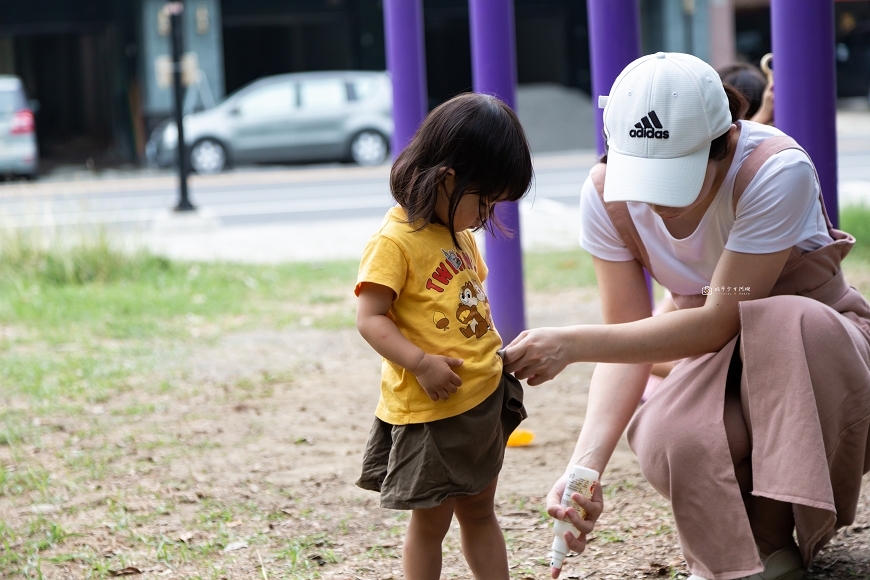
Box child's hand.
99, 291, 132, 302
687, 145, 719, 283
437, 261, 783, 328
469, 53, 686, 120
413, 354, 463, 401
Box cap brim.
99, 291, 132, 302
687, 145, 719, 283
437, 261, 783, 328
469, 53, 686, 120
603, 143, 710, 207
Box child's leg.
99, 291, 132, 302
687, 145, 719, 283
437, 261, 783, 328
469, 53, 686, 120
404, 500, 456, 580
453, 477, 509, 580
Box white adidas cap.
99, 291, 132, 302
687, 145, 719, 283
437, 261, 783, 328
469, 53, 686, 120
600, 52, 732, 207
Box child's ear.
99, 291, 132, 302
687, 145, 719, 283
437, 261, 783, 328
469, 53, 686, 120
437, 167, 456, 179
439, 168, 456, 196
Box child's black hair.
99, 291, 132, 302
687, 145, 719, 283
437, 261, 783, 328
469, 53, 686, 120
390, 92, 533, 247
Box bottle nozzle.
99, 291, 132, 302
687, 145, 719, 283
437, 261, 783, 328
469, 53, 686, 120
548, 465, 599, 572
550, 535, 569, 569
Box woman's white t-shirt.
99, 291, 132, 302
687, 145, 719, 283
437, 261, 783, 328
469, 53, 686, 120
579, 121, 833, 296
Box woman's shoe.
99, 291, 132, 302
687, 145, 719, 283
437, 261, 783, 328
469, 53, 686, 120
686, 543, 806, 580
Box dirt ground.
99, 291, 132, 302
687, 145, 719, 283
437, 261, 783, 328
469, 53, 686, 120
2, 288, 869, 579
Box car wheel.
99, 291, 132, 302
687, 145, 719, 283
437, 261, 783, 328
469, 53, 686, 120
189, 138, 227, 174
350, 130, 389, 166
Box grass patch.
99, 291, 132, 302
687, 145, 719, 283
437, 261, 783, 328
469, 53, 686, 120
523, 249, 598, 291
837, 206, 870, 297
0, 234, 359, 408
1, 230, 170, 287
840, 205, 870, 258
0, 233, 358, 341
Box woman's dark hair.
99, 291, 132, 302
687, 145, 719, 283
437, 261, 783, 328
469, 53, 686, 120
601, 83, 748, 165
390, 92, 533, 246
708, 83, 749, 161
716, 63, 767, 119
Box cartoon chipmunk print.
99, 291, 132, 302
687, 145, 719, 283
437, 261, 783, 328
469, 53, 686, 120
456, 280, 491, 339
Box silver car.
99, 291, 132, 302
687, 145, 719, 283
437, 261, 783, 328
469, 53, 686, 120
148, 71, 393, 173
0, 75, 38, 179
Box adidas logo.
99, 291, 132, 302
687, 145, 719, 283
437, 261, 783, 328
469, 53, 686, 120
629, 110, 669, 139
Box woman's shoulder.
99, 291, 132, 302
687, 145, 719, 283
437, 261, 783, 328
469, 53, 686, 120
736, 121, 777, 160
740, 119, 785, 140
736, 122, 808, 165
732, 122, 816, 194
727, 125, 825, 253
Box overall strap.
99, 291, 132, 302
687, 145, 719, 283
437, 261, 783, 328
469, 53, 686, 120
732, 135, 836, 232
590, 163, 654, 273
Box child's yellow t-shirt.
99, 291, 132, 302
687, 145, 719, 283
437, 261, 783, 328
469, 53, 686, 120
356, 206, 503, 425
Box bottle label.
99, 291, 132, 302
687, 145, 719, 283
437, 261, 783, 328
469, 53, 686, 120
563, 473, 594, 519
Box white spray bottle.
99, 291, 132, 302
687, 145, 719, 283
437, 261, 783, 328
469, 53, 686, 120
550, 464, 599, 572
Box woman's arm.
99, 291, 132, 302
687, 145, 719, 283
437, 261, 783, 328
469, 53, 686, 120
551, 257, 654, 473
541, 258, 653, 575
356, 282, 464, 401
505, 247, 791, 383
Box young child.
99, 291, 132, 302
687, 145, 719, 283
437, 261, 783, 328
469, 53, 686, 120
355, 92, 533, 580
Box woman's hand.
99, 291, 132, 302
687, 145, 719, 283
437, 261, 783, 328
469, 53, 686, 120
547, 474, 605, 578
413, 353, 463, 401
503, 327, 576, 385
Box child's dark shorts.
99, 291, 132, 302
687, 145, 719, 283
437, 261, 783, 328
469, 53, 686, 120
356, 370, 526, 510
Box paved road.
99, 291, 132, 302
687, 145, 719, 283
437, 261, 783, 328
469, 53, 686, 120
1, 118, 869, 231
0, 152, 603, 230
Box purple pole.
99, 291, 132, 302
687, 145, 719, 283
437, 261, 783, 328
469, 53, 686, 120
383, 0, 428, 155
771, 0, 838, 227
587, 0, 641, 156
469, 0, 525, 344
587, 0, 650, 302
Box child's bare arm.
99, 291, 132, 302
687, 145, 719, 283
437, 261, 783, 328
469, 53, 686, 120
356, 282, 463, 401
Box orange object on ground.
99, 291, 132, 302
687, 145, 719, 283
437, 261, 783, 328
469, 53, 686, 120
507, 429, 535, 447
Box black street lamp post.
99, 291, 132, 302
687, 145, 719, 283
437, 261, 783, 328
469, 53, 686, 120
167, 2, 195, 212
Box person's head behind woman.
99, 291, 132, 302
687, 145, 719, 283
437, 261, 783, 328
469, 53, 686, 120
717, 63, 767, 120
390, 92, 533, 246
600, 52, 748, 210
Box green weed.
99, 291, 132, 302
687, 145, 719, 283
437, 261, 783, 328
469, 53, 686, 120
593, 529, 625, 544
0, 464, 52, 498
604, 479, 637, 500
646, 522, 674, 537
0, 517, 70, 576
274, 533, 336, 572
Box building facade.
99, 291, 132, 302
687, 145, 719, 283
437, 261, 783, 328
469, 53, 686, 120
0, 0, 594, 166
